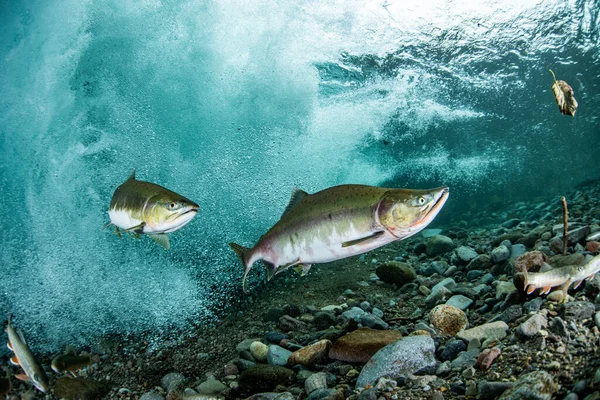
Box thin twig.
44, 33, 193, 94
561, 196, 568, 255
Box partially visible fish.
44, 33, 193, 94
5, 316, 49, 393
587, 231, 600, 241
106, 170, 199, 249
522, 254, 600, 295
51, 353, 92, 376
230, 185, 449, 292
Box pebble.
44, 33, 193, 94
498, 370, 558, 399
355, 335, 436, 389
563, 301, 596, 321
456, 321, 509, 343
313, 311, 338, 330
456, 246, 479, 263
250, 341, 269, 362
445, 294, 473, 310
360, 313, 388, 330
451, 348, 480, 370
492, 245, 510, 263
197, 376, 227, 394
239, 365, 295, 392
267, 345, 292, 366
476, 347, 501, 371
426, 235, 455, 256
517, 313, 548, 339
440, 339, 466, 361
341, 307, 366, 322
524, 297, 544, 314
161, 372, 185, 393
329, 327, 402, 363
595, 312, 600, 329
140, 393, 165, 400
477, 381, 514, 400
429, 304, 468, 335
510, 243, 527, 258
375, 262, 416, 286
305, 372, 328, 394
279, 315, 309, 332
288, 340, 332, 367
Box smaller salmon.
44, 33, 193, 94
5, 316, 49, 393
523, 254, 600, 295
51, 353, 92, 376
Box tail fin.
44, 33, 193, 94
228, 243, 252, 293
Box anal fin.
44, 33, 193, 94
148, 234, 170, 250
263, 260, 278, 281
342, 231, 385, 248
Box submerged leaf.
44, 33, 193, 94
550, 69, 578, 116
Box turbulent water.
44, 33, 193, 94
1, 0, 599, 350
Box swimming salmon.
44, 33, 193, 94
5, 316, 49, 393
51, 353, 92, 376
106, 170, 199, 249
230, 185, 449, 292
523, 254, 600, 295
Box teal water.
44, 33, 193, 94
1, 0, 599, 350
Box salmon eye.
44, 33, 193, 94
418, 196, 426, 205
169, 202, 176, 209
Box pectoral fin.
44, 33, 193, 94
14, 374, 29, 382
148, 234, 170, 250
342, 231, 385, 248
293, 264, 313, 276
10, 355, 20, 366
123, 222, 145, 233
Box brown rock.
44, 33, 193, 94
587, 241, 600, 253
514, 251, 548, 274
429, 304, 468, 336
288, 339, 331, 367
476, 347, 501, 371
329, 327, 402, 363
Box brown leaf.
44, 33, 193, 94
550, 69, 578, 116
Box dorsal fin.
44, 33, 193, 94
127, 169, 136, 181
281, 188, 308, 217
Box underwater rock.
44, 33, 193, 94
476, 348, 501, 371
439, 339, 466, 362
313, 311, 338, 330
517, 314, 548, 339
491, 245, 510, 264
162, 372, 186, 393
197, 376, 227, 395
456, 321, 509, 343
375, 262, 416, 286
466, 255, 492, 271
267, 345, 292, 366
246, 393, 295, 400
355, 335, 436, 389
456, 246, 478, 264
445, 295, 473, 310
342, 307, 366, 322
477, 381, 514, 400
360, 313, 388, 330
329, 327, 402, 363
250, 341, 269, 362
498, 370, 558, 399
140, 392, 164, 400
305, 372, 328, 394
429, 304, 468, 335
53, 377, 111, 400
288, 340, 332, 367
239, 365, 295, 392
563, 301, 596, 321
279, 315, 309, 332
426, 235, 455, 256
